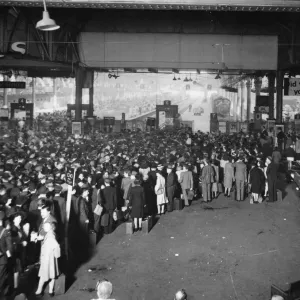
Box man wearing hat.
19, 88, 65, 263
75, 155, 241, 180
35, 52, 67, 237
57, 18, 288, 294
166, 165, 177, 212
0, 210, 13, 298
52, 185, 66, 243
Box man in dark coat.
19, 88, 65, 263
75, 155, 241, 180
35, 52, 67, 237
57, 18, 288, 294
52, 185, 66, 244
266, 161, 279, 202
99, 178, 117, 234
0, 211, 13, 298
166, 165, 177, 212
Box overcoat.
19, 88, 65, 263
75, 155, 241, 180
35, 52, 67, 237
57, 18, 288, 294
38, 231, 60, 281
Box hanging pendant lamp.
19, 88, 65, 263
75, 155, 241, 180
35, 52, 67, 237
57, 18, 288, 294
173, 74, 177, 81
36, 0, 60, 31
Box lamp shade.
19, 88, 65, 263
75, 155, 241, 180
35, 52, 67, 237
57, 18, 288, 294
36, 11, 60, 31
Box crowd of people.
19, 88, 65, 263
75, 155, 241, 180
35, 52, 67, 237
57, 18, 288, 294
0, 113, 299, 299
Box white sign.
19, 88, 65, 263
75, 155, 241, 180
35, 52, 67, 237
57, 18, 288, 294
286, 78, 300, 96
219, 121, 226, 133
72, 122, 82, 135
14, 110, 26, 120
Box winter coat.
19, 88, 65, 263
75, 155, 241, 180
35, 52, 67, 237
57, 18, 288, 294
38, 231, 60, 281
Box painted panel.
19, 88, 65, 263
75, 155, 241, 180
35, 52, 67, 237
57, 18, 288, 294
79, 32, 278, 70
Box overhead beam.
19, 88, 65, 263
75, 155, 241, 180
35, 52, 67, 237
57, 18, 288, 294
1, 0, 300, 12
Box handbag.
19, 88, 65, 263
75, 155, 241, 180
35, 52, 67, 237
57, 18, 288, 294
155, 187, 164, 195
93, 204, 103, 216
188, 190, 194, 200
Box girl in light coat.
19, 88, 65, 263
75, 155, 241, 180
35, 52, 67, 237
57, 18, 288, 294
35, 221, 61, 296
155, 171, 168, 215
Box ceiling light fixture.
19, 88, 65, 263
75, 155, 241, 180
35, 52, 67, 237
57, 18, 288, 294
173, 74, 177, 81
36, 0, 60, 31
189, 73, 193, 82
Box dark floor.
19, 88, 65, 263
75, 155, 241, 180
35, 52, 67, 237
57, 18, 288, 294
20, 182, 298, 300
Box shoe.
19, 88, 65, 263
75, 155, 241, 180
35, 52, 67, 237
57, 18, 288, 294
35, 292, 44, 297
139, 228, 142, 231
49, 292, 55, 297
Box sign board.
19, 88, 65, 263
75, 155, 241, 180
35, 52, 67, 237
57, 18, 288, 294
66, 167, 75, 186
229, 122, 237, 133
14, 110, 26, 120
258, 106, 269, 114
219, 121, 227, 133
72, 122, 82, 135
240, 122, 248, 133
104, 117, 115, 126
0, 108, 9, 120
0, 82, 26, 89
284, 78, 300, 96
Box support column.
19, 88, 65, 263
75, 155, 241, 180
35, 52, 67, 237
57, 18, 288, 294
233, 90, 237, 121
246, 78, 251, 121
3, 75, 8, 107
240, 81, 245, 122
88, 71, 94, 117
254, 76, 262, 107
236, 83, 241, 121
268, 72, 275, 119
276, 70, 284, 123
75, 67, 84, 121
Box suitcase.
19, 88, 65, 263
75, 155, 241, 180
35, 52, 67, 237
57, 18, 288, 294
55, 273, 66, 295
167, 202, 173, 212
230, 186, 236, 200
142, 216, 153, 234
277, 190, 283, 201
125, 221, 133, 234
174, 198, 184, 210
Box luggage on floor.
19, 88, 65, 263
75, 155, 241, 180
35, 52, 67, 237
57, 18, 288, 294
142, 216, 153, 234
187, 190, 194, 200
277, 190, 283, 201
125, 221, 133, 234
55, 273, 66, 295
174, 198, 184, 210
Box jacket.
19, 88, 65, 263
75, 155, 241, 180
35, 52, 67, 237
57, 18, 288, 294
201, 165, 215, 184
179, 171, 193, 189
166, 172, 177, 188
235, 161, 247, 182
0, 226, 12, 265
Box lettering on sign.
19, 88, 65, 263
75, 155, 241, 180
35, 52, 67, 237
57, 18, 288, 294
66, 167, 74, 186
11, 42, 26, 55
284, 78, 300, 96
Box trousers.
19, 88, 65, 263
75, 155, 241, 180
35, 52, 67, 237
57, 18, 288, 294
236, 180, 245, 201
202, 183, 212, 202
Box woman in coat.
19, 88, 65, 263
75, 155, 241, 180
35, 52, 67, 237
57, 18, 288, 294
128, 178, 145, 232
211, 159, 219, 199
155, 171, 168, 215
35, 221, 61, 296
224, 157, 235, 197
249, 162, 265, 204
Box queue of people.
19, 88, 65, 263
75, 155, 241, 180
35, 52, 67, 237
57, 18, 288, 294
0, 112, 297, 299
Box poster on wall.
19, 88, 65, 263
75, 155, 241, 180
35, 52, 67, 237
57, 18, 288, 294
284, 78, 300, 96
72, 122, 82, 135
159, 111, 166, 128
240, 122, 248, 133
14, 110, 26, 120
219, 121, 227, 133
229, 122, 237, 133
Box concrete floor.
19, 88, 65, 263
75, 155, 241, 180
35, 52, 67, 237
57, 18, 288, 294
37, 182, 300, 300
